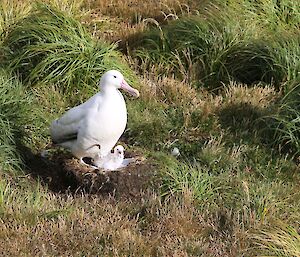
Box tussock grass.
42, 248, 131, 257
131, 0, 300, 90
82, 0, 201, 47
86, 0, 197, 22
251, 222, 300, 257
0, 69, 31, 172
216, 0, 300, 33
0, 0, 300, 255
269, 36, 300, 87
2, 3, 134, 98
261, 80, 300, 156
132, 14, 270, 88
43, 0, 84, 15
25, 84, 70, 150
0, 0, 31, 38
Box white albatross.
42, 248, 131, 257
93, 145, 133, 171
50, 70, 139, 164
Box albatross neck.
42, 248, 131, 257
101, 85, 121, 96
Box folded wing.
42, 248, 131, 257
50, 95, 98, 144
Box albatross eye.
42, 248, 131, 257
113, 75, 117, 78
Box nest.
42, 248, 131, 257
25, 148, 157, 198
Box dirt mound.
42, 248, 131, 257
23, 147, 158, 198
62, 152, 157, 197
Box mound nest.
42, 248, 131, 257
24, 148, 158, 198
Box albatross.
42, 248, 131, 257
93, 145, 133, 170
50, 70, 139, 164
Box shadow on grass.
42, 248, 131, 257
19, 146, 158, 199
218, 102, 267, 141
20, 146, 80, 193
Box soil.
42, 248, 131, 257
22, 147, 158, 198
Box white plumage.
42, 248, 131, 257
50, 70, 139, 163
171, 147, 180, 157
93, 145, 133, 170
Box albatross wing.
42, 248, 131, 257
50, 94, 99, 144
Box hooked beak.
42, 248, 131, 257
120, 80, 140, 98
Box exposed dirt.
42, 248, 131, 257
22, 147, 158, 198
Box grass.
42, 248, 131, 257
85, 0, 199, 22
0, 0, 300, 256
161, 162, 218, 206
125, 75, 219, 155
0, 187, 218, 256
131, 15, 268, 88
261, 81, 300, 156
81, 0, 202, 50
0, 68, 32, 172
1, 3, 135, 100
131, 0, 300, 90
251, 221, 300, 256
0, 0, 31, 39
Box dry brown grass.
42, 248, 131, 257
222, 82, 277, 108
9, 0, 199, 47
128, 69, 280, 151
249, 221, 300, 256
85, 0, 197, 21
0, 189, 247, 256
81, 0, 202, 44
133, 72, 221, 145
137, 72, 277, 132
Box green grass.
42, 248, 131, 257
0, 68, 32, 172
0, 0, 300, 256
129, 0, 300, 157
261, 80, 300, 156
251, 222, 300, 257
131, 0, 300, 90
160, 155, 300, 236
0, 0, 31, 39
1, 3, 135, 101
161, 162, 218, 205
0, 179, 71, 223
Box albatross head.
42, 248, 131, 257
113, 145, 124, 159
99, 70, 139, 97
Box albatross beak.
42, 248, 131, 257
121, 80, 140, 98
